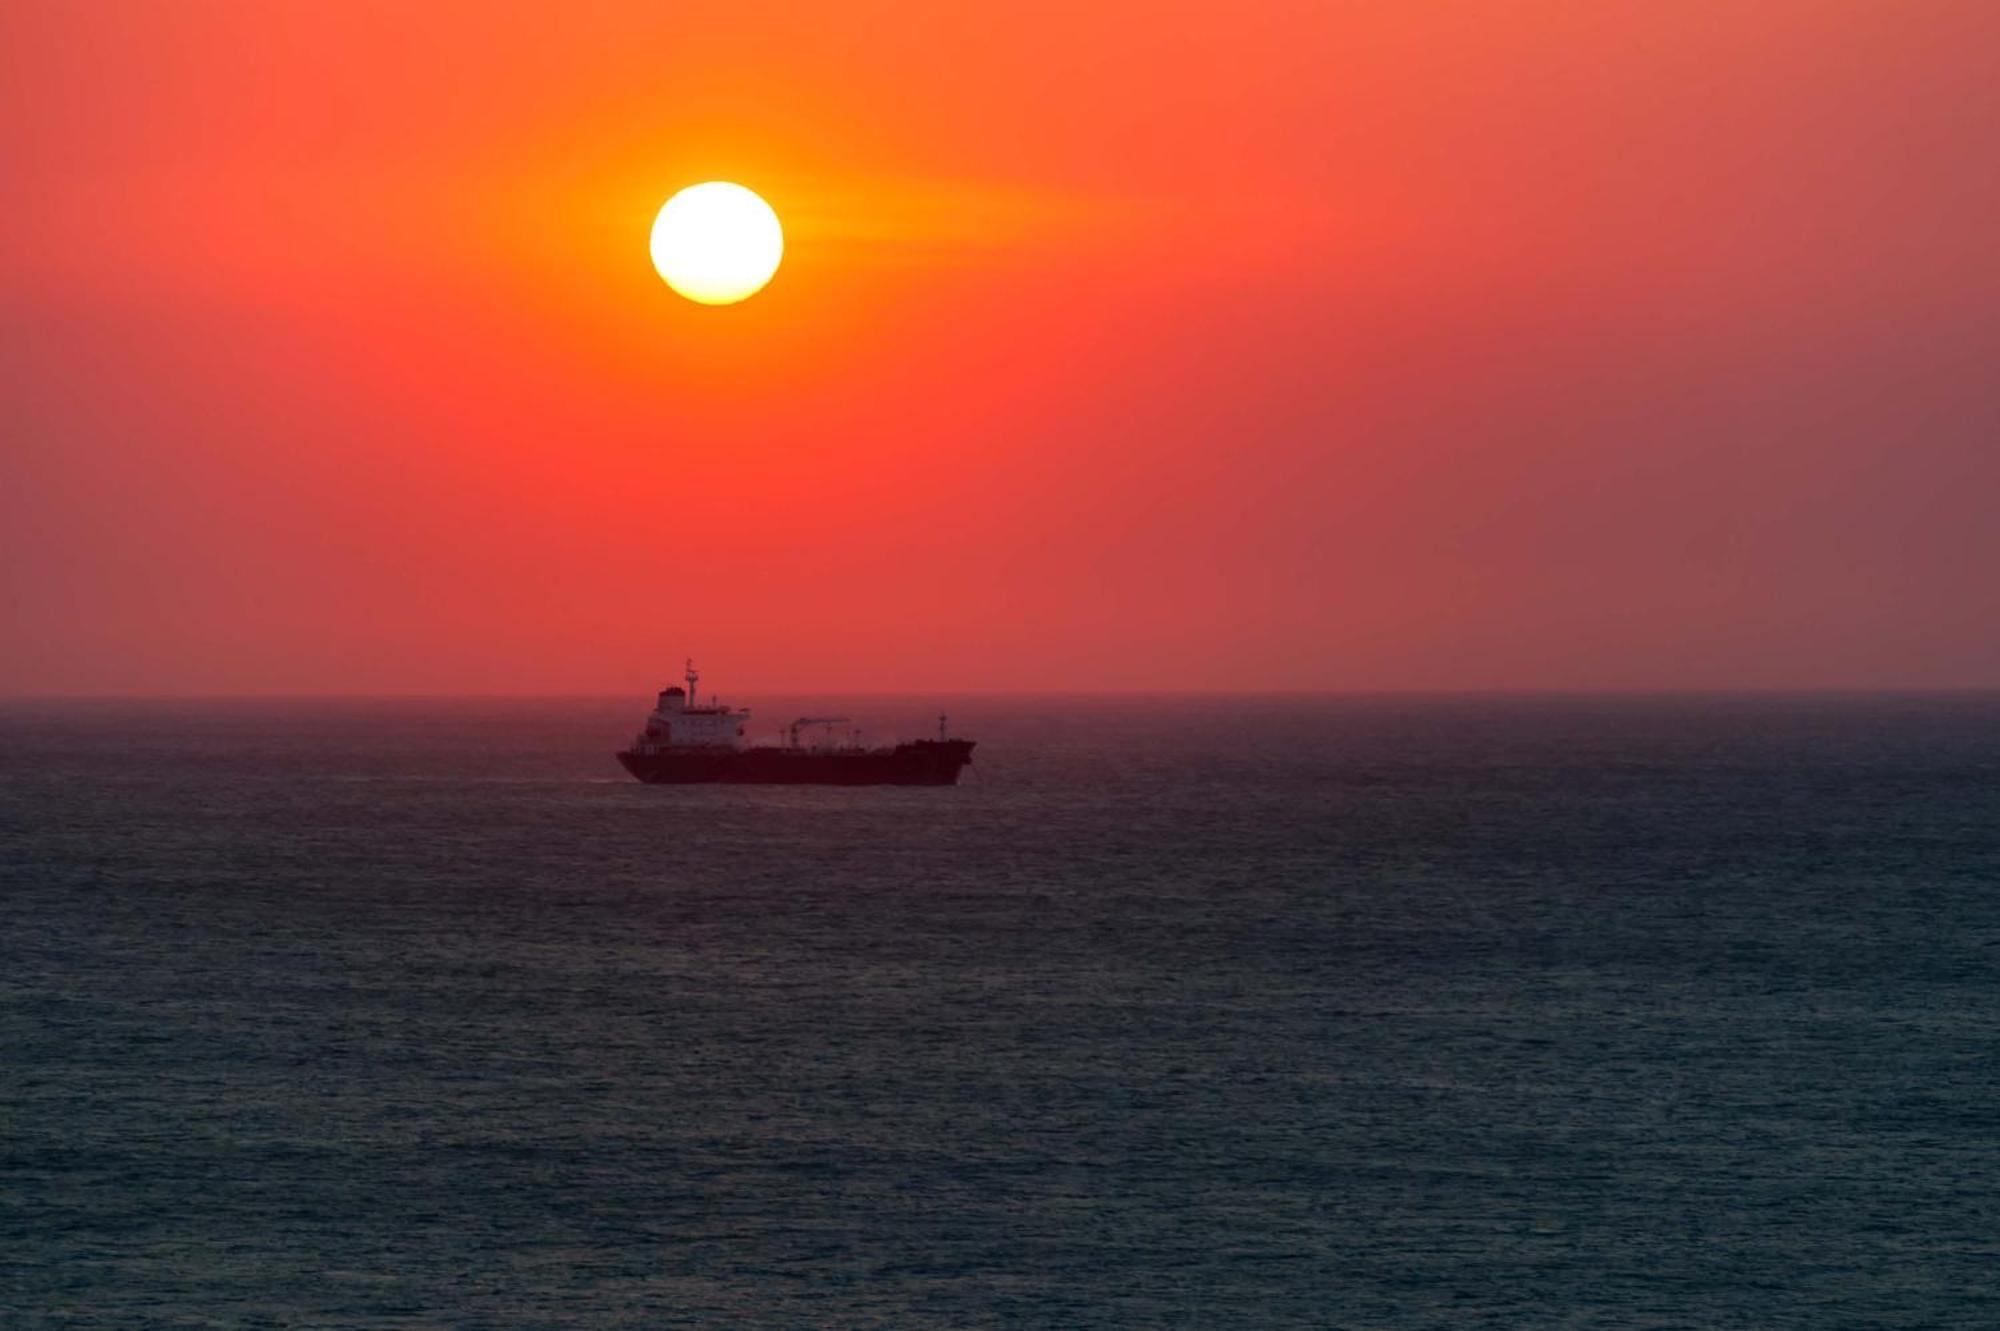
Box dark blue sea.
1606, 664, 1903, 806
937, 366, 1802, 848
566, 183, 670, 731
5, 695, 1999, 1327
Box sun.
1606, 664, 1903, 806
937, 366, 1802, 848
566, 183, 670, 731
649, 182, 784, 305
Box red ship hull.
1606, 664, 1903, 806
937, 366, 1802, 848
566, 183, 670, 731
617, 739, 974, 785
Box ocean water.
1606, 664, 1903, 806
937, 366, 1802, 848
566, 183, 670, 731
4, 694, 1998, 1328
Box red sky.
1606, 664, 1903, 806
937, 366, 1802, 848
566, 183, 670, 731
3, 1, 1996, 693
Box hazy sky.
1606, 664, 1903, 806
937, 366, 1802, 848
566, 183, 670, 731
3, 1, 1995, 693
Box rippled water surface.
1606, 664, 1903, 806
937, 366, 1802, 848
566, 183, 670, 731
5, 695, 1999, 1327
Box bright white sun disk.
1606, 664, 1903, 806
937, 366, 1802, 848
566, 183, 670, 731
649, 182, 784, 305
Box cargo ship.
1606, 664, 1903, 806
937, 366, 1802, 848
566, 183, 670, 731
616, 662, 975, 785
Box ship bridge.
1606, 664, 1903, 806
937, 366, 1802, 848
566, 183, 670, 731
636, 660, 750, 751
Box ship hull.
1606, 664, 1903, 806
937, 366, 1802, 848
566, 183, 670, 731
617, 740, 974, 786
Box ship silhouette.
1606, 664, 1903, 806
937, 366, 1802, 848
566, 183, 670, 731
616, 661, 975, 785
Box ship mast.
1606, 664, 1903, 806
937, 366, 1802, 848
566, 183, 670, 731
684, 658, 699, 708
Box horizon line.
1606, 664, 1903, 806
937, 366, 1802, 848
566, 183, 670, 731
6, 686, 2000, 703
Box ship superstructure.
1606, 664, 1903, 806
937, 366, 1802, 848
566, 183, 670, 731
616, 661, 974, 785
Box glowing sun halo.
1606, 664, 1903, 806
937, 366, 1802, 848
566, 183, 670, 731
649, 182, 784, 305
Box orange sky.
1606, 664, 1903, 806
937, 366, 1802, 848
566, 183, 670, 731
3, 1, 1996, 693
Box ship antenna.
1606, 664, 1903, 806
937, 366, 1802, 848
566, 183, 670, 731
685, 657, 699, 708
